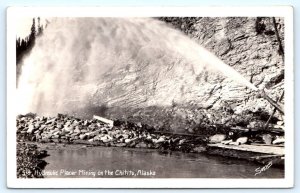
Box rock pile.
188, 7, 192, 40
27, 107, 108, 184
102, 104, 283, 136
17, 114, 207, 153
208, 127, 285, 146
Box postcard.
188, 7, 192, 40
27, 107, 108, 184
7, 6, 294, 188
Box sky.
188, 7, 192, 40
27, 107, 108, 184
16, 17, 47, 38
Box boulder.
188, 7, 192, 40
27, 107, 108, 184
115, 143, 127, 147
64, 126, 74, 132
56, 124, 64, 130
188, 128, 194, 133
262, 134, 273, 145
93, 135, 100, 141
52, 135, 59, 139
145, 134, 152, 140
209, 134, 226, 143
74, 127, 81, 133
100, 128, 108, 134
91, 130, 100, 136
272, 136, 284, 144
274, 124, 284, 129
122, 134, 129, 139
79, 134, 87, 140
52, 131, 60, 136
100, 135, 113, 143
45, 118, 55, 125
236, 137, 248, 145
65, 121, 71, 126
178, 139, 186, 145
277, 121, 284, 126
39, 125, 46, 131
153, 136, 165, 144
34, 122, 41, 129
26, 124, 35, 134
61, 129, 66, 136
36, 134, 42, 140
62, 128, 70, 134
83, 120, 89, 126
192, 146, 206, 153
136, 142, 147, 148
70, 133, 78, 137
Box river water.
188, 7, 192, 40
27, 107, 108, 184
42, 145, 284, 178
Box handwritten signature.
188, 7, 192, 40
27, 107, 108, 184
254, 161, 273, 176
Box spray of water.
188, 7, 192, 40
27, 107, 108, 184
17, 18, 258, 116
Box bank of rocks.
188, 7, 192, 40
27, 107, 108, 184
17, 140, 48, 178
17, 113, 207, 153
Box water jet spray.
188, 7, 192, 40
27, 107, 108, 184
16, 18, 284, 120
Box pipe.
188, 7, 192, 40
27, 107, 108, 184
264, 91, 284, 129
258, 89, 284, 115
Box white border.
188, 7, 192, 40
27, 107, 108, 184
7, 6, 294, 188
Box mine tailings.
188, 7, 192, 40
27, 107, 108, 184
16, 113, 284, 178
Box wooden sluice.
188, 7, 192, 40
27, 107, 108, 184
207, 143, 284, 167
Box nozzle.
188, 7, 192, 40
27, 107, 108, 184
256, 89, 284, 115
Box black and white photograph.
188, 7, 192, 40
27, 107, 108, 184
7, 7, 294, 188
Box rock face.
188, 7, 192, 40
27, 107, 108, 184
96, 17, 285, 131
158, 17, 284, 115
19, 17, 285, 132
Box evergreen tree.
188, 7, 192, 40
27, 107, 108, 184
37, 17, 43, 35
16, 17, 46, 66
29, 18, 36, 43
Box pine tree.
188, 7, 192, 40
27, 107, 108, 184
37, 17, 43, 35
16, 17, 46, 66
30, 18, 36, 43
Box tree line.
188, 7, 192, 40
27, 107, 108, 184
16, 17, 44, 65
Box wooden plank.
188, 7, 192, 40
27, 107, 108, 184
251, 143, 284, 147
208, 143, 284, 155
153, 131, 206, 137
93, 115, 114, 127
250, 154, 283, 159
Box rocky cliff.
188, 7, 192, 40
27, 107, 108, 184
88, 17, 285, 132
160, 17, 284, 113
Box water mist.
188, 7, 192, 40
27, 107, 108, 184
17, 18, 257, 117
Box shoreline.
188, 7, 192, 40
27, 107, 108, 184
16, 113, 284, 178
